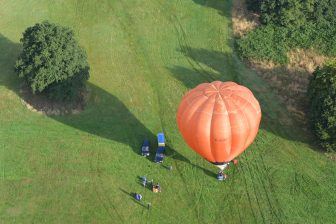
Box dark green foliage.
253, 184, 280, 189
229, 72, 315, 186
239, 0, 336, 64
308, 61, 336, 151
237, 23, 336, 64
246, 0, 262, 13
247, 0, 336, 28
260, 0, 312, 27
236, 25, 289, 64
15, 21, 89, 101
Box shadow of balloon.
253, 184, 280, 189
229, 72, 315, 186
171, 46, 237, 84
0, 34, 22, 90
165, 145, 216, 177
192, 0, 229, 17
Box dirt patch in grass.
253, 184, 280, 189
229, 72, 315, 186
6, 206, 22, 217
19, 85, 90, 116
247, 50, 329, 125
232, 0, 259, 38
325, 153, 336, 161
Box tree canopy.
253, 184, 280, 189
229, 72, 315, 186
308, 61, 336, 151
15, 21, 90, 101
240, 0, 336, 64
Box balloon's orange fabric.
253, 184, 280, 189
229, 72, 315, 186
176, 81, 261, 164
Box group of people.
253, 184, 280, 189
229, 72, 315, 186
140, 176, 161, 192
134, 176, 162, 208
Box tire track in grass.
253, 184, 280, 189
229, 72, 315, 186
154, 1, 263, 222
229, 166, 244, 222
256, 131, 317, 222
239, 163, 258, 223
248, 150, 277, 221
256, 150, 285, 222
230, 97, 269, 223
76, 3, 123, 221
164, 3, 257, 222
148, 2, 215, 220
244, 157, 267, 224
173, 0, 241, 83
154, 0, 235, 212
79, 7, 136, 222
96, 150, 125, 223
258, 115, 304, 222
155, 0, 218, 83
167, 136, 203, 223
88, 149, 124, 223
213, 163, 239, 221
245, 137, 285, 223
109, 1, 200, 221
256, 161, 282, 222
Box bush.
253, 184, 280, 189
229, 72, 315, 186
260, 0, 309, 27
236, 25, 289, 64
246, 0, 262, 13
240, 0, 336, 64
247, 0, 336, 28
15, 21, 89, 101
308, 61, 336, 151
236, 22, 336, 64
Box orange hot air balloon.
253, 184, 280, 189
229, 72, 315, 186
176, 81, 261, 168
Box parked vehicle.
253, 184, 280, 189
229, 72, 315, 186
141, 139, 150, 157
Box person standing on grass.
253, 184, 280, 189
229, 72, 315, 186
141, 176, 147, 187
142, 179, 147, 187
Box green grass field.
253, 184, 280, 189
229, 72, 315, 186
1, 0, 335, 223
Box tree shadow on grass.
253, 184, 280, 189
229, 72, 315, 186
0, 33, 192, 164
192, 0, 229, 16
167, 46, 316, 149
0, 34, 22, 90
169, 46, 237, 87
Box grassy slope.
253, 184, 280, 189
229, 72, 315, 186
0, 0, 335, 223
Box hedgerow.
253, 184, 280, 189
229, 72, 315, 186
237, 0, 336, 64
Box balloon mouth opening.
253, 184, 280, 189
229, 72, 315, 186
211, 161, 227, 165
211, 161, 229, 171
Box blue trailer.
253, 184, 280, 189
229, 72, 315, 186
157, 133, 165, 147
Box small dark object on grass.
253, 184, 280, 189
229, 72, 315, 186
134, 193, 142, 201
141, 140, 150, 157
162, 164, 173, 171
140, 176, 147, 187
217, 171, 227, 181
147, 203, 151, 209
152, 183, 161, 193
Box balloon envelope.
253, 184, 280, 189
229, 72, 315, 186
176, 81, 261, 164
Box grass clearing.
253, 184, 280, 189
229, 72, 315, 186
0, 0, 335, 223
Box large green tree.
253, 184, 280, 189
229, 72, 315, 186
308, 61, 336, 151
15, 21, 89, 101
